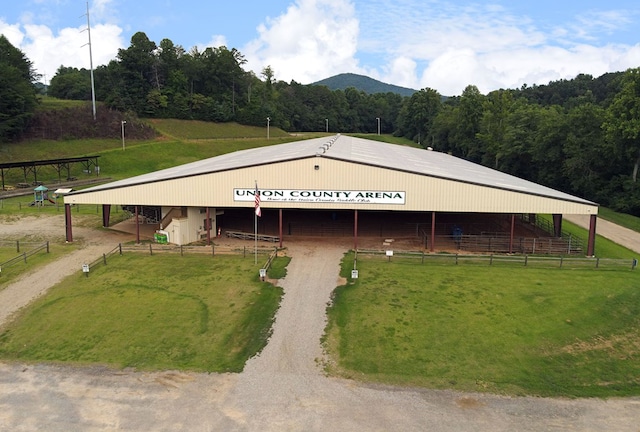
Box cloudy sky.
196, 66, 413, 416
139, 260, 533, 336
2, 0, 640, 96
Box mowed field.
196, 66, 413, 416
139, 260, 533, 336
0, 252, 287, 372
325, 253, 640, 397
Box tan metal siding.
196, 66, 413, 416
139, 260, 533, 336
65, 158, 598, 215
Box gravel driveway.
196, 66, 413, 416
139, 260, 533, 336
1, 215, 639, 431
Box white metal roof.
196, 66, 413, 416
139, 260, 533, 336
70, 134, 595, 206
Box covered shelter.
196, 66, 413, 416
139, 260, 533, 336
63, 135, 598, 254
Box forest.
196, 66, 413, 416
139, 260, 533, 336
2, 32, 640, 215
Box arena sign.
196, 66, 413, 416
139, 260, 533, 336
233, 189, 406, 205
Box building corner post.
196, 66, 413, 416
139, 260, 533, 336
65, 203, 73, 242
102, 204, 111, 227
587, 214, 597, 257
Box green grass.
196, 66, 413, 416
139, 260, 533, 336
0, 134, 319, 188
0, 253, 284, 372
36, 96, 88, 111
324, 253, 640, 397
599, 207, 640, 232
147, 118, 292, 140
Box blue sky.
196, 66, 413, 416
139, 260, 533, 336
1, 0, 639, 95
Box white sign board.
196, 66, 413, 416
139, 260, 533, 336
351, 269, 359, 279
234, 189, 405, 205
386, 250, 394, 257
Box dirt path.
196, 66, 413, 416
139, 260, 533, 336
1, 216, 639, 431
0, 215, 132, 325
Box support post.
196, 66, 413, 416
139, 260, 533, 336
509, 214, 515, 254
430, 211, 436, 252
279, 208, 283, 249
135, 205, 140, 244
354, 209, 358, 250
102, 204, 111, 227
587, 214, 597, 257
206, 207, 211, 246
552, 214, 563, 237
65, 203, 73, 242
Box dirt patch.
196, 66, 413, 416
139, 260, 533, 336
561, 332, 640, 358
456, 397, 485, 409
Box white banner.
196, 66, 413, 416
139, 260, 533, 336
234, 188, 405, 205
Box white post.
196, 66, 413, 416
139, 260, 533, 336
266, 117, 270, 140
121, 120, 126, 150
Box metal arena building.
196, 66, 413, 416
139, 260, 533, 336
63, 135, 599, 254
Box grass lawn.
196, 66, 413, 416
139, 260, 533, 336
324, 253, 640, 397
0, 253, 285, 372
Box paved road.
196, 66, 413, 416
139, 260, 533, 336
564, 214, 640, 255
1, 216, 639, 431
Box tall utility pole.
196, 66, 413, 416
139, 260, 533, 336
82, 1, 97, 120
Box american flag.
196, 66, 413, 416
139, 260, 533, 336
254, 184, 261, 217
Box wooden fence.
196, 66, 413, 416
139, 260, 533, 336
355, 249, 638, 270
83, 243, 279, 275
0, 241, 50, 274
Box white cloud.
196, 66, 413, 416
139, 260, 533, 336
1, 20, 123, 83
0, 20, 25, 46
204, 35, 228, 50
243, 0, 362, 83
381, 56, 418, 90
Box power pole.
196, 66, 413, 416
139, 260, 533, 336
81, 1, 97, 120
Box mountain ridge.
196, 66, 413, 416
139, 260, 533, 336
311, 73, 417, 97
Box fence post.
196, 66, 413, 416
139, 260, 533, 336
421, 251, 424, 264
212, 244, 215, 256
22, 252, 27, 263
490, 254, 493, 266
180, 245, 184, 256
455, 254, 458, 265
46, 241, 49, 253
149, 243, 153, 256
103, 253, 107, 265
560, 256, 563, 268
524, 255, 528, 266
243, 246, 246, 258
119, 243, 123, 255
16, 240, 19, 253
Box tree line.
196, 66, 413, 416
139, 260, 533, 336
2, 31, 640, 215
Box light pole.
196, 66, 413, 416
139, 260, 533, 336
376, 117, 380, 135
325, 118, 328, 133
266, 117, 270, 140
121, 120, 126, 150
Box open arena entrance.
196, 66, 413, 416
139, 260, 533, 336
216, 208, 582, 255
99, 205, 583, 255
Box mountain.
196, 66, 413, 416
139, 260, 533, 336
311, 73, 417, 97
